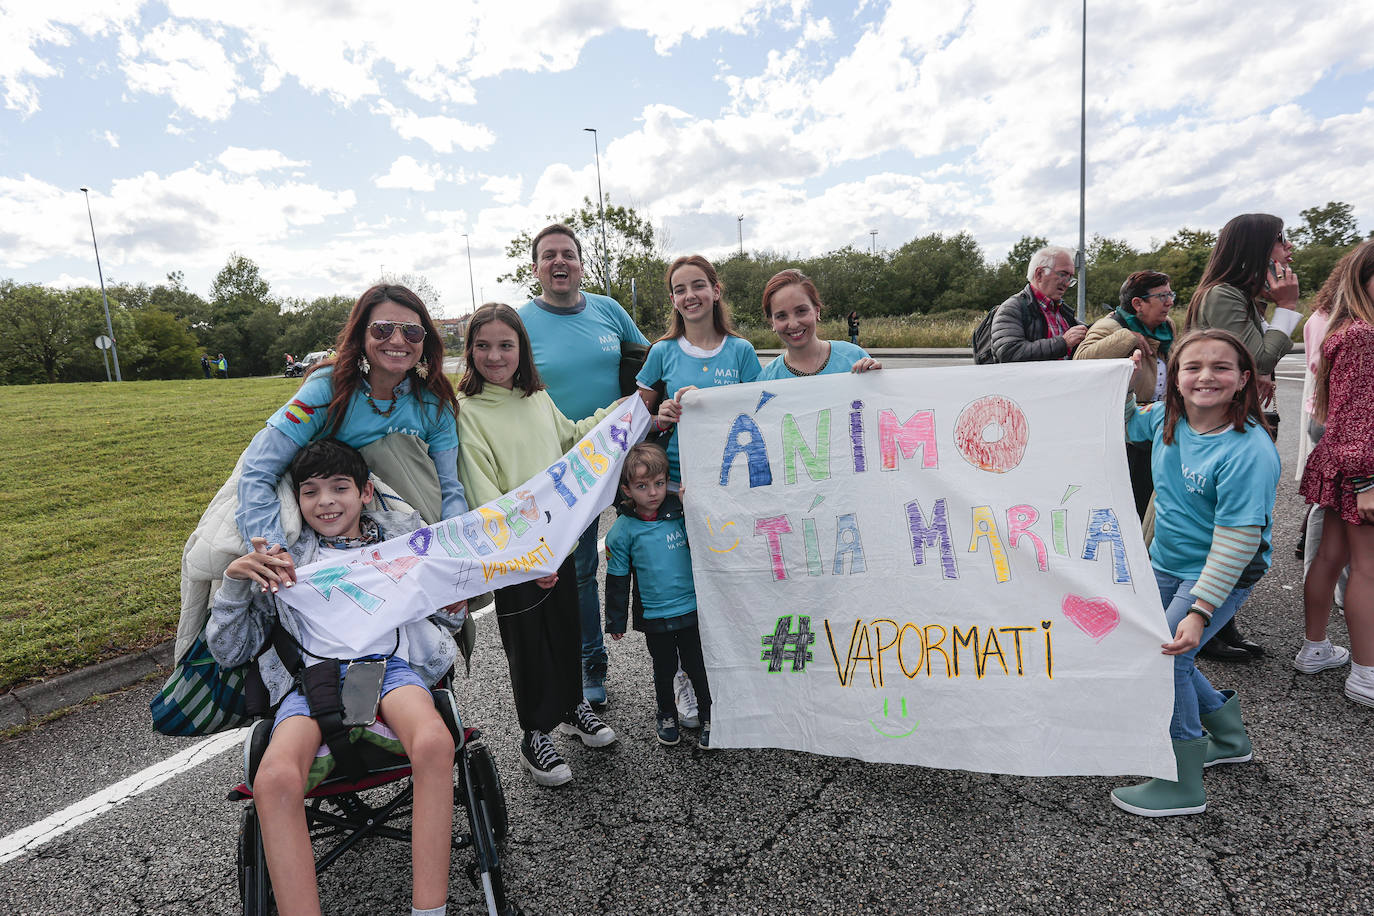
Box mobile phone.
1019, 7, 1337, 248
341, 660, 386, 726
1263, 259, 1277, 292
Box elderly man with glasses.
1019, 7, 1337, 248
989, 245, 1087, 363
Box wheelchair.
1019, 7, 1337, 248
227, 675, 517, 915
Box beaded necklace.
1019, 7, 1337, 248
783, 342, 832, 377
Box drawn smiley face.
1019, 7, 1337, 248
704, 514, 740, 553
869, 696, 920, 739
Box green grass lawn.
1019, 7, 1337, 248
0, 377, 303, 691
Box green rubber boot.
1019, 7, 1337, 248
1110, 737, 1208, 817
1201, 689, 1252, 768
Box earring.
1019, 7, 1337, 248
414, 359, 429, 379
358, 355, 371, 375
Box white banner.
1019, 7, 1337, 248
678, 361, 1175, 778
276, 398, 651, 655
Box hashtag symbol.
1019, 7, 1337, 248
760, 615, 815, 672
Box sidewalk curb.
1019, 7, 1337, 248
0, 640, 173, 731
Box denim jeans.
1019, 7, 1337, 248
1155, 569, 1251, 740
574, 521, 607, 673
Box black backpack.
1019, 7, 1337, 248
971, 307, 1000, 365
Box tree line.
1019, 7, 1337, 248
2, 201, 1364, 384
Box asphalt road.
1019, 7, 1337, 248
3, 353, 1370, 915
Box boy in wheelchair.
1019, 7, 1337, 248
208, 438, 465, 916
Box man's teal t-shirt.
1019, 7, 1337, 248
636, 335, 761, 482
518, 293, 648, 421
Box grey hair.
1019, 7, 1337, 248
1026, 245, 1075, 283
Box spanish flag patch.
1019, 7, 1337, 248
284, 399, 317, 425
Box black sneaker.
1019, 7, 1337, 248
555, 700, 617, 747
656, 715, 680, 746
521, 730, 572, 786
699, 720, 716, 751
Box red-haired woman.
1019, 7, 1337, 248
756, 269, 881, 381
235, 284, 467, 555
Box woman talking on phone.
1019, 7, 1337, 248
1180, 213, 1300, 661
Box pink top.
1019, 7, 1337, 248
1302, 311, 1331, 414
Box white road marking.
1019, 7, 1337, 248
0, 727, 245, 864
0, 534, 611, 863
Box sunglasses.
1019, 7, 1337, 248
367, 320, 426, 343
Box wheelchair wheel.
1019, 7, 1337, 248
237, 804, 274, 915
467, 740, 507, 844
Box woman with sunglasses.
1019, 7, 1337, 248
1181, 214, 1301, 660
235, 284, 466, 558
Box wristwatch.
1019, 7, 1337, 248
1187, 605, 1213, 627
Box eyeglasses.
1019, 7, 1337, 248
368, 320, 426, 343
1141, 291, 1178, 303
1043, 268, 1078, 288
1276, 233, 1290, 246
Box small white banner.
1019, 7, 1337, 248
276, 398, 651, 655
678, 361, 1175, 778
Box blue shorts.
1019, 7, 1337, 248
272, 656, 427, 733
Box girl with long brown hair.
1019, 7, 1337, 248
1111, 328, 1280, 817
454, 303, 621, 786
1183, 213, 1300, 659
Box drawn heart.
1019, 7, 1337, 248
1061, 594, 1120, 643
367, 555, 423, 582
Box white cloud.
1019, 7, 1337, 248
481, 174, 523, 205
102, 130, 119, 148
0, 1, 142, 115
217, 147, 308, 173
376, 156, 447, 191
120, 19, 248, 120
0, 168, 355, 272
371, 100, 495, 154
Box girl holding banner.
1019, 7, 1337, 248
755, 269, 881, 381
1112, 328, 1279, 817
636, 255, 762, 489
636, 254, 759, 727
455, 303, 621, 787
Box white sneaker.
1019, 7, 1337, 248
1294, 641, 1351, 674
1345, 668, 1374, 708
674, 669, 700, 729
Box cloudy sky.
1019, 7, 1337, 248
3, 0, 1372, 315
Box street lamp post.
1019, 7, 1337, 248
462, 233, 477, 312
79, 187, 121, 382
583, 128, 612, 297
737, 215, 744, 256
1075, 0, 1087, 323
870, 229, 878, 254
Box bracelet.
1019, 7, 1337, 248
1187, 605, 1213, 627
653, 420, 668, 432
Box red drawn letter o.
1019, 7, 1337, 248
954, 396, 1028, 474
